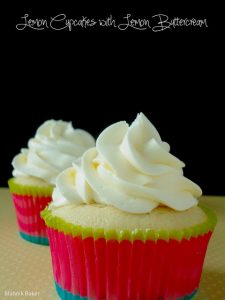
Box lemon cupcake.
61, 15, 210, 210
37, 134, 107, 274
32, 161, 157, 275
42, 113, 216, 299
9, 120, 95, 245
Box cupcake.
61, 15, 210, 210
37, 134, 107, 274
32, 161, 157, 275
8, 120, 95, 245
42, 113, 216, 299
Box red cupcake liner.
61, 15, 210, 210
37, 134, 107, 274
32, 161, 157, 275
47, 227, 212, 300
12, 193, 52, 238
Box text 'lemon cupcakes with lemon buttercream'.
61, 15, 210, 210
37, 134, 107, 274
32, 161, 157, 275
42, 113, 216, 299
9, 120, 95, 245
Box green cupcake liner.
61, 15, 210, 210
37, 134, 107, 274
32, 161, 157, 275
41, 204, 217, 242
19, 232, 49, 245
8, 177, 53, 197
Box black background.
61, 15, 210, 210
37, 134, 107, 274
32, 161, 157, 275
1, 3, 223, 195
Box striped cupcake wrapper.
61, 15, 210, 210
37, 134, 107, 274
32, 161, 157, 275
11, 193, 52, 245
43, 204, 216, 299
9, 178, 53, 245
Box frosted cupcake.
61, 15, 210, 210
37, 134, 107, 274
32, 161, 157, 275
42, 113, 216, 299
8, 120, 95, 245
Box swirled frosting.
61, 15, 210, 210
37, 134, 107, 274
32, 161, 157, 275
52, 113, 202, 213
12, 120, 95, 185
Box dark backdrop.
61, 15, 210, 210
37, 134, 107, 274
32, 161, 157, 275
2, 3, 223, 195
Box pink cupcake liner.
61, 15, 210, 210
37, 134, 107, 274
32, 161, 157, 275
12, 193, 52, 238
47, 227, 212, 300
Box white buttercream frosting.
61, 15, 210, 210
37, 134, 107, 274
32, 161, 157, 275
12, 120, 95, 185
52, 113, 202, 213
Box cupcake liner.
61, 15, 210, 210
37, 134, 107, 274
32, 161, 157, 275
8, 178, 53, 197
12, 193, 52, 244
47, 226, 212, 300
19, 232, 49, 245
10, 183, 52, 245
43, 204, 216, 299
54, 282, 197, 300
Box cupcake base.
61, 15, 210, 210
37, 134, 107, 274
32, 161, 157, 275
12, 193, 51, 245
55, 281, 198, 300
19, 232, 49, 245
47, 226, 212, 300
42, 204, 217, 300
8, 177, 53, 245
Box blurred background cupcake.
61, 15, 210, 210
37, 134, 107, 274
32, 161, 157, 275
8, 119, 95, 245
42, 113, 217, 299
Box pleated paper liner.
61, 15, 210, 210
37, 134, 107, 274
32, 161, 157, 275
42, 205, 216, 300
8, 177, 53, 197
8, 178, 53, 245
